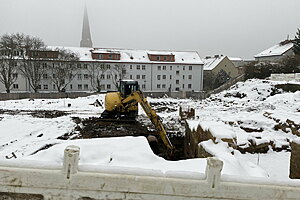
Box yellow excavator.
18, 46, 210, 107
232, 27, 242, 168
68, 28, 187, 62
101, 80, 174, 151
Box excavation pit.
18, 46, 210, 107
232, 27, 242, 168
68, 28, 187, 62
58, 117, 186, 160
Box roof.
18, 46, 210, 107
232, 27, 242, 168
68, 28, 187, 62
254, 41, 294, 58
202, 55, 226, 70
49, 46, 203, 65
228, 57, 243, 61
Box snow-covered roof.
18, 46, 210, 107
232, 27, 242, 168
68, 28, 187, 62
254, 41, 294, 58
202, 55, 226, 70
228, 57, 243, 61
49, 46, 203, 65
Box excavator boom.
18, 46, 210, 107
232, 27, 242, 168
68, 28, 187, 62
122, 90, 174, 150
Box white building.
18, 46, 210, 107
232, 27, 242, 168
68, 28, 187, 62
0, 47, 204, 93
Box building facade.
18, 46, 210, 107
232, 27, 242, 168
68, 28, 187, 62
0, 47, 204, 93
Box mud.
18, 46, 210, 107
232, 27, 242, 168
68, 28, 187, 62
58, 116, 186, 160
0, 109, 69, 118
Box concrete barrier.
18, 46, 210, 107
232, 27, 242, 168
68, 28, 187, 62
270, 73, 300, 82
1, 146, 300, 199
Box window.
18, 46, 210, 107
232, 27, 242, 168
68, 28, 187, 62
107, 74, 110, 79
188, 84, 192, 89
189, 66, 192, 70
176, 80, 179, 84
84, 84, 88, 90
183, 66, 185, 70
106, 64, 111, 69
157, 84, 161, 89
53, 84, 56, 90
37, 85, 41, 89
176, 71, 179, 75
162, 84, 166, 89
175, 87, 179, 91
77, 74, 82, 80
137, 65, 140, 70
163, 75, 166, 79
130, 65, 132, 69
107, 84, 111, 90
14, 62, 17, 67
136, 75, 140, 79
142, 84, 146, 89
43, 85, 48, 90
157, 75, 161, 80
100, 74, 105, 79
100, 84, 105, 90
13, 84, 18, 89
183, 75, 185, 79
70, 84, 73, 90
156, 56, 159, 61
83, 64, 88, 69
115, 74, 118, 80
157, 66, 161, 70
142, 65, 146, 70
142, 75, 146, 79
42, 63, 47, 68
130, 75, 133, 79
182, 84, 185, 89
170, 75, 172, 79
163, 66, 166, 70
78, 84, 82, 90
84, 74, 89, 79
77, 63, 81, 68
170, 66, 172, 70
43, 74, 48, 79
188, 75, 192, 79
164, 56, 167, 61
12, 73, 18, 79
122, 69, 126, 74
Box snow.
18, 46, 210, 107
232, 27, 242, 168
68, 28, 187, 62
202, 55, 225, 70
49, 46, 203, 65
254, 41, 294, 58
0, 79, 300, 183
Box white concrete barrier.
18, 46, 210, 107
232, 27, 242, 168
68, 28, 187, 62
0, 146, 300, 200
270, 73, 300, 82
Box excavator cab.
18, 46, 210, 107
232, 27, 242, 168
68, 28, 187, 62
119, 80, 139, 97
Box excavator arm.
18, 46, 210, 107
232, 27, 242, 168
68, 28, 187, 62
122, 90, 174, 150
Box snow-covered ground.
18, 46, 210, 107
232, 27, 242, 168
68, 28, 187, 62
0, 79, 299, 183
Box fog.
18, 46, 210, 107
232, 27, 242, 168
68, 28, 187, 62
1, 0, 300, 59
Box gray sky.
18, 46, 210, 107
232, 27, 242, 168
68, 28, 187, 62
0, 0, 300, 59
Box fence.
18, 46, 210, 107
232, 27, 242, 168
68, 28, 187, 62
0, 145, 299, 200
0, 91, 207, 101
0, 92, 94, 101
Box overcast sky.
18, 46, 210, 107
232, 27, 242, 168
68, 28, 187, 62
0, 0, 300, 59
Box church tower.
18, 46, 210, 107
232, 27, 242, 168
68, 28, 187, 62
80, 3, 93, 48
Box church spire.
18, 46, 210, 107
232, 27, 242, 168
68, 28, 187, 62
80, 3, 93, 48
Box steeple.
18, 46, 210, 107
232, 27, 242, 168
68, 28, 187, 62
80, 3, 93, 48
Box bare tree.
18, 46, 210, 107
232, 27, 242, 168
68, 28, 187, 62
48, 48, 80, 92
109, 63, 126, 88
88, 62, 108, 92
19, 35, 47, 93
0, 33, 23, 93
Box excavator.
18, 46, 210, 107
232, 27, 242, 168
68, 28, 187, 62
101, 80, 174, 151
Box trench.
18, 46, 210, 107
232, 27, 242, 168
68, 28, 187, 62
58, 116, 187, 160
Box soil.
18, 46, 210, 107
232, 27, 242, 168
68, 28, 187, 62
0, 109, 69, 118
58, 116, 186, 160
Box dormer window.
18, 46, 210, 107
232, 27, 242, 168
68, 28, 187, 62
148, 53, 175, 62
